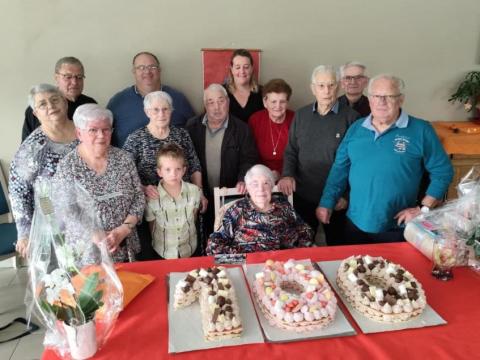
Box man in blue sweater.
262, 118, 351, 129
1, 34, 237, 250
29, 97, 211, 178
317, 74, 453, 244
278, 65, 359, 244
108, 51, 195, 147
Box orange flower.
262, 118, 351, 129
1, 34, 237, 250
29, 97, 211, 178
58, 288, 77, 308
71, 265, 106, 295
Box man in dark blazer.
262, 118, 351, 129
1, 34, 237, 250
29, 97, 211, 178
186, 83, 258, 239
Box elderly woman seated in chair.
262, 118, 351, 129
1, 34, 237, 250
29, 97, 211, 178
206, 164, 313, 254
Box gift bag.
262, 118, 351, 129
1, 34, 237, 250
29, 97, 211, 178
26, 179, 123, 359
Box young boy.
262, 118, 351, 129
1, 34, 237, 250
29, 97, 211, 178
145, 144, 201, 259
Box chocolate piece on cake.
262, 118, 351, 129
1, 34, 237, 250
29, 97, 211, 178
336, 255, 427, 323
173, 266, 243, 341
185, 274, 196, 284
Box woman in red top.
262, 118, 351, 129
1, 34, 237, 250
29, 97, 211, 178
248, 79, 294, 182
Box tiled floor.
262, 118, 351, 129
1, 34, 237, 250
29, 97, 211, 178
0, 262, 44, 360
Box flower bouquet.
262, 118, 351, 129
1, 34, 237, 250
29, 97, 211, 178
27, 179, 123, 359
404, 166, 480, 272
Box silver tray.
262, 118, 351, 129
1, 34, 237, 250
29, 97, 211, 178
244, 261, 356, 342
168, 266, 264, 353
319, 260, 447, 334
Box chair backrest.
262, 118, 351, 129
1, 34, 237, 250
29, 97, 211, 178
213, 185, 293, 230
0, 163, 12, 220
0, 162, 17, 266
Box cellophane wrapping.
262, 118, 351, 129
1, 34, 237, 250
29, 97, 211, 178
26, 178, 124, 359
404, 166, 480, 272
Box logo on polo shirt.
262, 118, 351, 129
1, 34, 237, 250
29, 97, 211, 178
393, 135, 410, 153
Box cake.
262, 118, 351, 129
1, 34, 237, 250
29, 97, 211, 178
252, 259, 337, 332
337, 255, 426, 322
173, 266, 242, 341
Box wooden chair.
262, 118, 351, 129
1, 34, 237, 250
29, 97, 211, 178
0, 163, 18, 268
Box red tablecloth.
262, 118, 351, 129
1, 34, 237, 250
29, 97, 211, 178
42, 243, 480, 360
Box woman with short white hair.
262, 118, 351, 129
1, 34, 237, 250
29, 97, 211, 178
206, 164, 313, 254
10, 84, 78, 258
122, 91, 204, 202
54, 104, 145, 262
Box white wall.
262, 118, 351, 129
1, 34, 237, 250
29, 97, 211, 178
1, 0, 479, 173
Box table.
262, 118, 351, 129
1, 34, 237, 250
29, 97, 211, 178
42, 243, 480, 360
431, 121, 480, 155
431, 121, 480, 199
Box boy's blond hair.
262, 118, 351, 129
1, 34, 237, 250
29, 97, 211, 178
156, 143, 186, 168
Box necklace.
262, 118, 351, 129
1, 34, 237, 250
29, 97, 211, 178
269, 119, 285, 156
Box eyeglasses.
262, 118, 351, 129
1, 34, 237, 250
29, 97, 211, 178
134, 65, 160, 72
56, 73, 85, 81
369, 94, 402, 103
35, 96, 63, 111
84, 127, 113, 136
343, 75, 366, 82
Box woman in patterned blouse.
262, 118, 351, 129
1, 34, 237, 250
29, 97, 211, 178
123, 91, 207, 212
206, 164, 313, 254
10, 84, 78, 258
54, 104, 145, 262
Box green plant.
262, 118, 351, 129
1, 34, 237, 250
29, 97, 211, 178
449, 71, 480, 112
466, 226, 480, 258
39, 269, 104, 326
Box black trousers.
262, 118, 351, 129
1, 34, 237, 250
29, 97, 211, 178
293, 194, 347, 246
342, 217, 405, 245
135, 221, 157, 261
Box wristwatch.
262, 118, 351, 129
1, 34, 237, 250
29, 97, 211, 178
123, 222, 135, 230
420, 205, 431, 214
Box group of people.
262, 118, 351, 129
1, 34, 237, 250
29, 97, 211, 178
9, 49, 454, 263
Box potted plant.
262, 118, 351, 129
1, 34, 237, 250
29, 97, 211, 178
39, 267, 104, 359
449, 71, 480, 120
28, 180, 123, 360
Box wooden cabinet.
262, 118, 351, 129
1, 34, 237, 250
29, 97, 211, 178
447, 154, 480, 200
431, 121, 480, 200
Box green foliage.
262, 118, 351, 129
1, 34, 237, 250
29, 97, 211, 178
41, 272, 104, 325
449, 71, 480, 110
466, 226, 480, 257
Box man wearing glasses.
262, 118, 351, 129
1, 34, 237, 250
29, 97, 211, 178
21, 56, 97, 141
107, 51, 195, 147
278, 65, 359, 245
318, 74, 453, 244
338, 61, 371, 117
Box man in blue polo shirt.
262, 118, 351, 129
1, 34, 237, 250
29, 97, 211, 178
107, 51, 195, 147
317, 74, 453, 244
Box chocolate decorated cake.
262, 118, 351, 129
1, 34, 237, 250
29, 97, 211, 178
337, 255, 426, 322
173, 266, 242, 341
